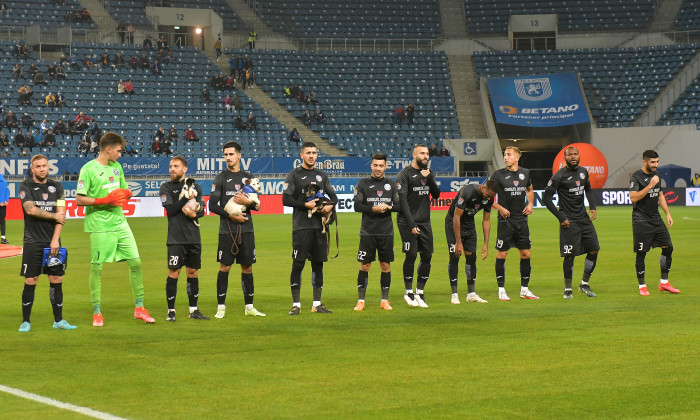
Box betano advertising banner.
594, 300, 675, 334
487, 71, 590, 126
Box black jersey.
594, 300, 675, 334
630, 169, 663, 222
545, 165, 595, 223
490, 167, 531, 221
283, 166, 337, 231
396, 165, 440, 227
354, 177, 400, 236
19, 179, 64, 244
209, 169, 258, 234
160, 180, 205, 245
445, 184, 493, 232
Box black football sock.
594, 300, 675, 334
241, 272, 254, 305
22, 283, 36, 323
635, 252, 646, 285
495, 258, 506, 288
581, 253, 598, 284
290, 260, 304, 304
380, 271, 391, 300
166, 276, 178, 310
216, 270, 229, 305
311, 261, 323, 302
563, 258, 574, 289
49, 282, 63, 322
520, 258, 531, 288
660, 247, 673, 280
357, 270, 368, 300
416, 253, 431, 291
403, 252, 416, 291
448, 255, 459, 294
186, 277, 199, 307
465, 253, 477, 294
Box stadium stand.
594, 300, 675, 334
0, 41, 290, 158
1, 0, 97, 30
472, 44, 699, 127
252, 49, 460, 156
106, 0, 247, 31
657, 73, 700, 127
464, 0, 655, 34
259, 0, 442, 39
674, 0, 700, 30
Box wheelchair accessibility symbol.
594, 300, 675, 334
463, 142, 477, 155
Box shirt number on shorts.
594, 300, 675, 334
169, 256, 178, 266
403, 242, 411, 251
293, 250, 298, 259
357, 250, 367, 260
563, 245, 573, 254
448, 244, 455, 253
218, 250, 223, 260
496, 239, 504, 248
638, 242, 644, 251
22, 264, 27, 275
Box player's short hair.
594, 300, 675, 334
301, 141, 317, 151
171, 156, 187, 167
100, 132, 126, 149
224, 141, 241, 152
564, 146, 578, 155
485, 179, 499, 193
413, 144, 428, 152
30, 154, 48, 165
642, 150, 659, 160
371, 153, 387, 162
505, 146, 521, 155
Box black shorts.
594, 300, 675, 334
167, 244, 202, 270
560, 219, 600, 257
357, 235, 394, 263
292, 229, 327, 262
445, 223, 477, 256
495, 218, 531, 251
218, 232, 256, 266
21, 242, 66, 278
398, 223, 433, 255
633, 220, 672, 252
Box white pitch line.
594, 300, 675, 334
682, 216, 700, 221
0, 384, 128, 420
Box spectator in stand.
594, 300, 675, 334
307, 90, 318, 104
233, 94, 243, 112
45, 93, 56, 110
406, 103, 415, 124
117, 79, 125, 95
57, 92, 66, 107
114, 52, 125, 67
184, 126, 199, 142
143, 36, 153, 50
2, 150, 9, 157
54, 118, 67, 135
439, 146, 450, 157
313, 110, 327, 125
40, 119, 50, 134
77, 138, 89, 155
20, 112, 35, 129
228, 54, 238, 77
0, 131, 9, 147
225, 75, 236, 91
4, 111, 19, 128
14, 130, 26, 148
201, 86, 212, 102
393, 106, 405, 124
161, 137, 172, 155
18, 84, 33, 105
233, 114, 246, 131
20, 149, 29, 158
167, 126, 179, 143
282, 85, 291, 97
66, 120, 78, 139
214, 37, 222, 61
27, 63, 38, 77
214, 73, 226, 90
32, 130, 43, 149
289, 128, 302, 143
128, 55, 138, 68
290, 83, 300, 99
302, 109, 312, 126
156, 34, 167, 50
429, 144, 438, 157
47, 63, 57, 80
246, 113, 257, 131
43, 129, 57, 148
80, 7, 90, 23
117, 20, 127, 44
24, 130, 36, 150
1, 1, 9, 17
100, 52, 111, 68
236, 55, 244, 80
127, 24, 135, 44
84, 54, 94, 69
71, 172, 78, 181
75, 112, 92, 131
139, 54, 150, 70
124, 79, 134, 95
151, 138, 162, 155
70, 55, 81, 70
124, 141, 137, 156
12, 64, 22, 79
224, 95, 234, 113
88, 120, 100, 138
33, 70, 48, 85
89, 136, 98, 154
152, 60, 162, 76
55, 63, 66, 79
154, 126, 166, 142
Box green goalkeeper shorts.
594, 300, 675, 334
90, 225, 140, 264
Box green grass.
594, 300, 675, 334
1, 207, 699, 419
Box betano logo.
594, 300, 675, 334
499, 104, 580, 115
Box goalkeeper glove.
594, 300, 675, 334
94, 189, 126, 206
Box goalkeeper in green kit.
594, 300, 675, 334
76, 132, 155, 326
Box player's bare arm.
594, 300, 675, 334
22, 200, 66, 225
629, 175, 660, 203
658, 192, 673, 227
589, 209, 597, 221
453, 207, 463, 257
49, 206, 65, 256
523, 185, 534, 215
481, 211, 491, 260
493, 202, 510, 218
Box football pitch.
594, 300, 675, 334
1, 207, 698, 419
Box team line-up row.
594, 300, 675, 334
14, 136, 680, 332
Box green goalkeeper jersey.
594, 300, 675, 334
77, 159, 128, 232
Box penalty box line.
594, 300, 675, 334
0, 384, 128, 420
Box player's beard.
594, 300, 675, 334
34, 173, 48, 182
416, 158, 428, 170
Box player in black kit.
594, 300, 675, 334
396, 144, 441, 308
543, 146, 599, 299
18, 154, 76, 332
629, 150, 679, 295
490, 146, 539, 301
445, 180, 497, 304
283, 142, 337, 315
160, 156, 209, 321
209, 142, 266, 318
353, 153, 400, 311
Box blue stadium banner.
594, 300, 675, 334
1, 156, 454, 177
487, 72, 590, 127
